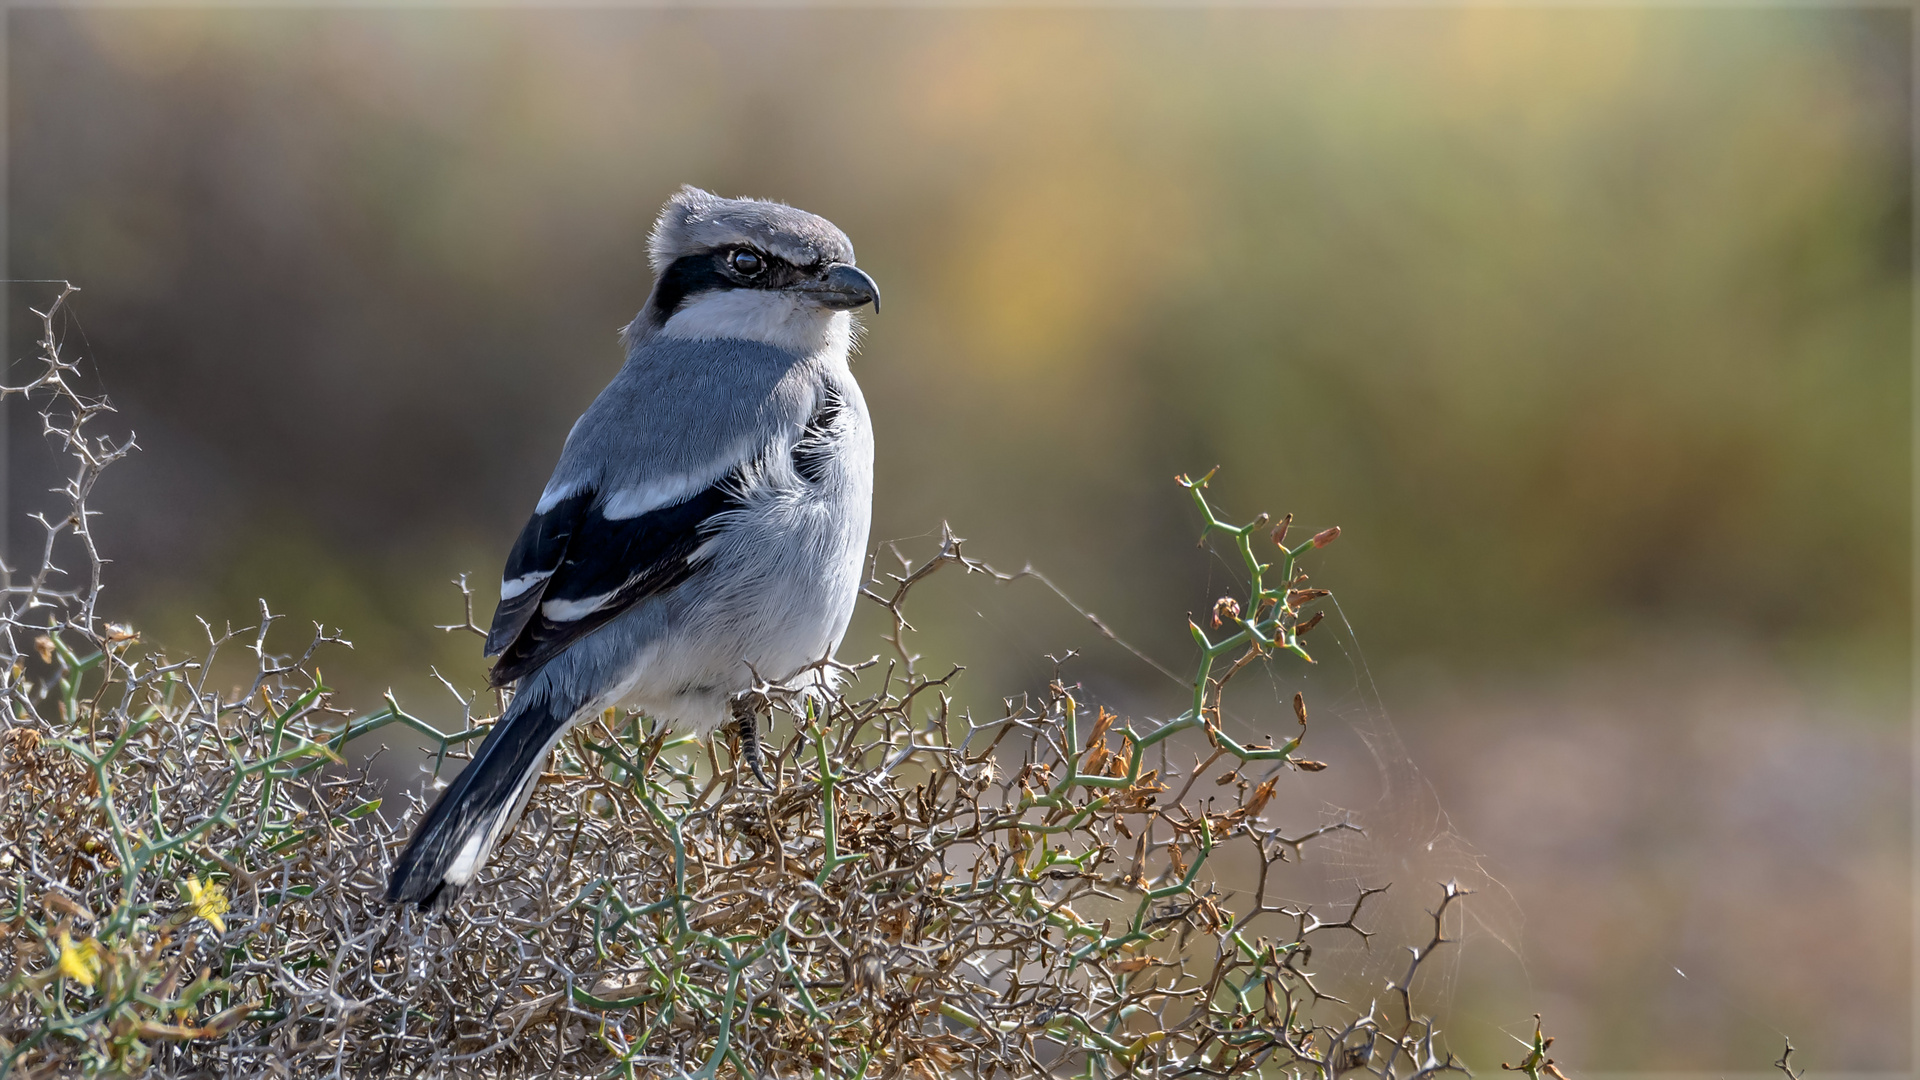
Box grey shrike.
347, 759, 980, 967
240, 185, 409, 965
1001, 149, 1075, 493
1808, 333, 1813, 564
386, 187, 879, 909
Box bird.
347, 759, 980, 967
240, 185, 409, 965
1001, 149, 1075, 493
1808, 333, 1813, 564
385, 186, 879, 909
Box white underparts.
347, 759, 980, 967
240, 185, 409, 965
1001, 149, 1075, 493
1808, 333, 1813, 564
660, 290, 853, 357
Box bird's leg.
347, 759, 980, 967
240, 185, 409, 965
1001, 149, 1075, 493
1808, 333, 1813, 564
730, 694, 773, 790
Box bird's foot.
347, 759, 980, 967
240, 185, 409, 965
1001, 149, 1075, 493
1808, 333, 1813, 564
731, 697, 773, 790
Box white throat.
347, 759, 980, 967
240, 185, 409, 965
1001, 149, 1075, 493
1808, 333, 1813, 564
659, 290, 852, 356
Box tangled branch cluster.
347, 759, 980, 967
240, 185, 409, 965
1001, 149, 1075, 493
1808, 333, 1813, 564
2, 284, 1483, 1078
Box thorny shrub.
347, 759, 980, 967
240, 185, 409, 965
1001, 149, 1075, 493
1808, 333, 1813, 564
2, 283, 1518, 1078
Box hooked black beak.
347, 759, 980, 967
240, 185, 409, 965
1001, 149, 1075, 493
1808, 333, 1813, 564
806, 263, 881, 312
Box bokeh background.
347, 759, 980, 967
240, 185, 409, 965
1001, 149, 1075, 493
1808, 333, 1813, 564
6, 7, 1910, 1073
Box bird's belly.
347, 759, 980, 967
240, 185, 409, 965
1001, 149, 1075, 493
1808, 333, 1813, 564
602, 485, 870, 734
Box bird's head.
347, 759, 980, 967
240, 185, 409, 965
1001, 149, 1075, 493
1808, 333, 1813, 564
627, 186, 880, 354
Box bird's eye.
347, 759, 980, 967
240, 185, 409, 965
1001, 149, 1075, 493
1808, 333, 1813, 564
729, 249, 765, 277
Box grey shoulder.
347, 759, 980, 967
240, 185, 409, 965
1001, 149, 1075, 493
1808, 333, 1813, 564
553, 337, 830, 483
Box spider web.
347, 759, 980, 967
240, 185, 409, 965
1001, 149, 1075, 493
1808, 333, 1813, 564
1253, 602, 1525, 1010
872, 522, 1526, 1026
1196, 529, 1525, 1015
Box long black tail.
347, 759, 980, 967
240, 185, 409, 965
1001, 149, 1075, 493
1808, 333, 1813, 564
385, 686, 581, 909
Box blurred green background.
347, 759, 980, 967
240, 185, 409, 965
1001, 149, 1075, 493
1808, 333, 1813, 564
7, 7, 1910, 1073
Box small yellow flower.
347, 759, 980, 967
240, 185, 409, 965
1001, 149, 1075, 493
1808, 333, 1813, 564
181, 876, 228, 933
57, 932, 102, 987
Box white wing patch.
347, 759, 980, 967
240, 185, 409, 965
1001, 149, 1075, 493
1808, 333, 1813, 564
602, 472, 713, 521
541, 589, 621, 623
600, 438, 756, 521
499, 570, 553, 600
535, 480, 581, 514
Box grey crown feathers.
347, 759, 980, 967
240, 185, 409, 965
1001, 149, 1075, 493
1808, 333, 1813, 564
386, 186, 879, 910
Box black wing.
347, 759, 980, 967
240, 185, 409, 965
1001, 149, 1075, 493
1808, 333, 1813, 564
485, 474, 745, 687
